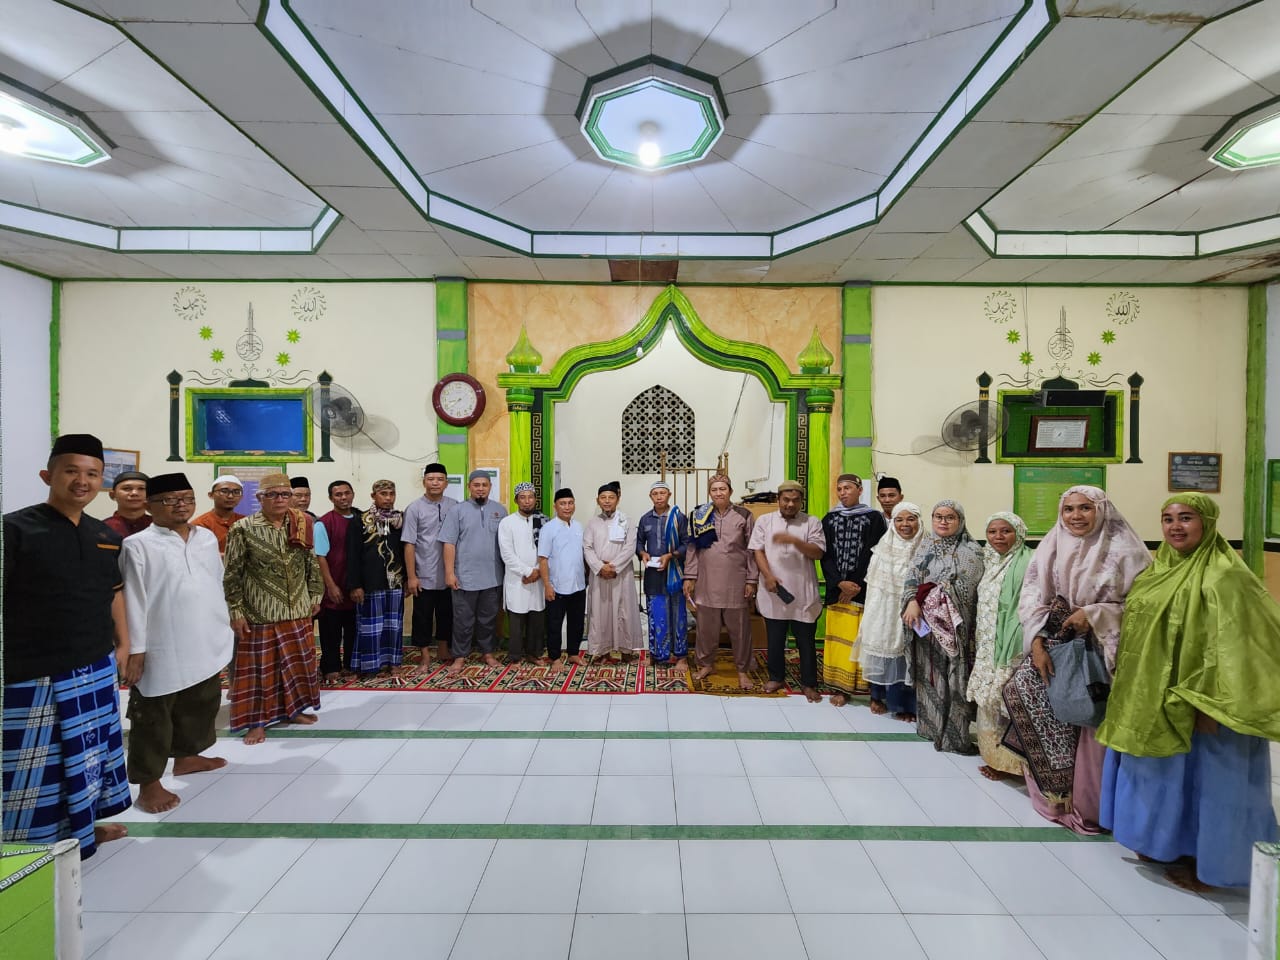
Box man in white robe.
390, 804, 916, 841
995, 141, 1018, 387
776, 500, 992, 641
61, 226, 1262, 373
583, 481, 641, 658
120, 472, 234, 813
497, 482, 546, 662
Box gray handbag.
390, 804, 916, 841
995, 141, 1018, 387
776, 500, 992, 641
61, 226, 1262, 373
1046, 629, 1110, 728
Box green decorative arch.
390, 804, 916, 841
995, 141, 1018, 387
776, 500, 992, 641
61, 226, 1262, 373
496, 285, 839, 510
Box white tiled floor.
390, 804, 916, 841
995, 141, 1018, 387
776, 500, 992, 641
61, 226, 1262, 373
82, 690, 1266, 959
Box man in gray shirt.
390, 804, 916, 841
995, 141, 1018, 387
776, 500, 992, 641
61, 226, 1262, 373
438, 469, 506, 674
402, 463, 458, 664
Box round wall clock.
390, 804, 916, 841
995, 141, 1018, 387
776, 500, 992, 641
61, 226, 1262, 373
432, 373, 486, 427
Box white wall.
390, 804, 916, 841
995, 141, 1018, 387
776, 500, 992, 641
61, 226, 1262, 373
59, 281, 437, 518
554, 328, 787, 521
871, 285, 1248, 540
0, 264, 53, 512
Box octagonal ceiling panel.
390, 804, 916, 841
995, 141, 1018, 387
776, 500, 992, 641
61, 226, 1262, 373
280, 0, 1031, 244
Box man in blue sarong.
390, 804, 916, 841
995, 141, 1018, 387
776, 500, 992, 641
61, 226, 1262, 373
2, 433, 133, 858
637, 481, 690, 670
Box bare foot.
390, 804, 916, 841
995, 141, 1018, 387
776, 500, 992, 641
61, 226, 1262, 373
978, 764, 1013, 782
830, 692, 849, 707
484, 654, 503, 669
447, 657, 465, 675
172, 755, 227, 776
550, 656, 566, 672
243, 727, 266, 745
571, 655, 587, 666
323, 672, 340, 684
1166, 862, 1214, 893
135, 781, 181, 813
763, 680, 785, 693
869, 699, 888, 715
291, 712, 318, 725
673, 658, 689, 673
694, 666, 714, 681
894, 712, 916, 723
803, 686, 823, 703
94, 823, 128, 845
437, 642, 452, 662
737, 672, 755, 691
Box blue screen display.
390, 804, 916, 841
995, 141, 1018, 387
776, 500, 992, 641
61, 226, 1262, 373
201, 397, 306, 452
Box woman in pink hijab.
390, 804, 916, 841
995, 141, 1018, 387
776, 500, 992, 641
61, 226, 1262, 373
1002, 486, 1151, 834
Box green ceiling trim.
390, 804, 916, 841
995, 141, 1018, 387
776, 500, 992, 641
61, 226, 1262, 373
968, 1, 1272, 261
581, 77, 721, 170
256, 0, 1061, 260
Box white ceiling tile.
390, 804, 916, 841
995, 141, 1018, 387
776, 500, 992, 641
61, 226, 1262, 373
723, 113, 925, 180
0, 0, 118, 93
649, 0, 730, 66
320, 187, 426, 232
425, 141, 587, 213
459, 256, 545, 282
311, 221, 382, 255
677, 259, 769, 283
1108, 36, 1273, 117
573, 0, 655, 65
432, 225, 523, 259
44, 40, 200, 113
94, 0, 252, 22
470, 0, 614, 76
683, 159, 811, 232
851, 232, 947, 261
365, 230, 455, 257
491, 155, 614, 231
389, 253, 472, 278
922, 227, 990, 259
649, 167, 736, 233
569, 167, 654, 232
877, 188, 996, 232
236, 121, 392, 188
714, 136, 880, 212
381, 114, 580, 178
911, 120, 1067, 190
1189, 1, 1280, 94
685, 0, 835, 76
956, 259, 1060, 283
316, 253, 411, 278
882, 258, 990, 282
528, 258, 612, 282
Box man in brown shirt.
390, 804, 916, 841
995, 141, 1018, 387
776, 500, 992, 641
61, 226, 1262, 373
191, 475, 243, 554
104, 470, 151, 538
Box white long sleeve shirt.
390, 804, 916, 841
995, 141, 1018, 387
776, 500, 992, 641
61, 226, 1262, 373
121, 524, 235, 697
497, 511, 546, 614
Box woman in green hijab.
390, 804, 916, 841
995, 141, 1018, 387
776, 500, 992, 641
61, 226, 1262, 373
1098, 494, 1280, 889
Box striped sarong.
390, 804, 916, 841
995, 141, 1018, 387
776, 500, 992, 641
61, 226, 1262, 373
2, 655, 131, 859
352, 588, 405, 672
229, 618, 320, 731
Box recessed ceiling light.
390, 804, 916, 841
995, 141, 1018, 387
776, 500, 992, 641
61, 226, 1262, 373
1209, 110, 1280, 170
0, 88, 110, 167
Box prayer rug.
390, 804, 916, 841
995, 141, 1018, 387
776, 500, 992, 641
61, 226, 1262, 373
686, 651, 782, 697
491, 660, 572, 694
564, 656, 643, 694
413, 659, 506, 693
641, 657, 694, 693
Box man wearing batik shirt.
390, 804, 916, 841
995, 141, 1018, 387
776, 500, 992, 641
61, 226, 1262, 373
749, 481, 827, 702
637, 480, 689, 670
347, 479, 405, 675
2, 433, 132, 857
191, 475, 243, 555
402, 463, 457, 663
223, 473, 323, 744
121, 472, 233, 813
820, 473, 887, 605
104, 470, 151, 538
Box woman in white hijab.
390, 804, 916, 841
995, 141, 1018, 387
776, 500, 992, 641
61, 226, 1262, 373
855, 502, 925, 717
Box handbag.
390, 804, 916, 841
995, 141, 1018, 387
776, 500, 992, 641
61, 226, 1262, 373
1045, 627, 1110, 728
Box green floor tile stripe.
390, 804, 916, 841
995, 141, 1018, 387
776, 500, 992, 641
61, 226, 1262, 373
117, 821, 1112, 843
215, 728, 924, 742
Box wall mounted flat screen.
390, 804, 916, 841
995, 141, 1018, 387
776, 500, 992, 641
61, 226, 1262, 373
186, 388, 312, 462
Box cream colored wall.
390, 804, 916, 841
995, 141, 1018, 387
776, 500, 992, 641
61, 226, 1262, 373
59, 281, 436, 519
554, 327, 787, 522
870, 286, 1248, 540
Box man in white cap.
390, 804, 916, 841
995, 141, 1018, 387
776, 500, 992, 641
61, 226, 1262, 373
192, 474, 243, 555
498, 481, 546, 662
637, 480, 689, 670
583, 481, 641, 660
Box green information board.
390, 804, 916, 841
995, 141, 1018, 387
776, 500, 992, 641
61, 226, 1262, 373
1013, 465, 1107, 536
1267, 461, 1280, 538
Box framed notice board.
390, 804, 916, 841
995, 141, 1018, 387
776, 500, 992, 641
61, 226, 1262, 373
1168, 452, 1221, 493
1268, 461, 1280, 538
1013, 465, 1107, 536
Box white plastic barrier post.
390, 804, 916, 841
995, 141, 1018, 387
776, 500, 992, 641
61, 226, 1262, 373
1248, 842, 1280, 960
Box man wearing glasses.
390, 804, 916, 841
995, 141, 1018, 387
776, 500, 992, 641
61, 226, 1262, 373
191, 475, 243, 555
223, 473, 323, 744
120, 473, 233, 812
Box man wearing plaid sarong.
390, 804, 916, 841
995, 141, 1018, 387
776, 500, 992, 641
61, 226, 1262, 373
3, 433, 133, 858
224, 473, 324, 744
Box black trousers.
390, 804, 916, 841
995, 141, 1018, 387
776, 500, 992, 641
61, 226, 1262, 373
545, 589, 586, 659
411, 587, 454, 648
765, 617, 818, 688
318, 607, 357, 675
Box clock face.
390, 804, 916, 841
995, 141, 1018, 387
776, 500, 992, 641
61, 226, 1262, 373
433, 374, 486, 426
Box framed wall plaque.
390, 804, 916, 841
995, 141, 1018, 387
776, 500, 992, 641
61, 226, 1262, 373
1168, 452, 1221, 493
1029, 415, 1090, 452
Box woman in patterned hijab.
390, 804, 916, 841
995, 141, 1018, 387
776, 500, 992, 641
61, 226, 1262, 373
902, 499, 985, 753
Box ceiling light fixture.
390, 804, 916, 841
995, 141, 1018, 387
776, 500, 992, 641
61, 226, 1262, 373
1208, 106, 1280, 171
0, 86, 110, 167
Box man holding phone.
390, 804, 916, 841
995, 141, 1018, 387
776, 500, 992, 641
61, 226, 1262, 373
749, 481, 827, 701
